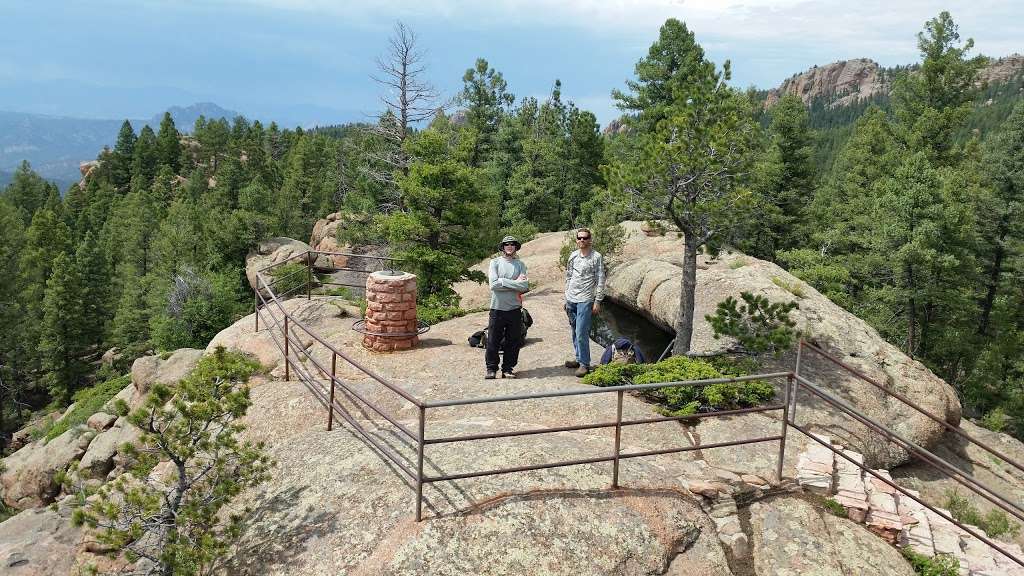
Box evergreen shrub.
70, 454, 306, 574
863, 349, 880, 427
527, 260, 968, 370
582, 355, 775, 416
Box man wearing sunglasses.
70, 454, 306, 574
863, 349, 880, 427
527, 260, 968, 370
564, 228, 605, 377
485, 235, 530, 379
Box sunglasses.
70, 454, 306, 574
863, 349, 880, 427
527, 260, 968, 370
576, 236, 591, 241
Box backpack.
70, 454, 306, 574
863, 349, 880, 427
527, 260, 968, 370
467, 308, 532, 348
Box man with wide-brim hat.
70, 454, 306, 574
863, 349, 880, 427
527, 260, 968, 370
485, 235, 529, 379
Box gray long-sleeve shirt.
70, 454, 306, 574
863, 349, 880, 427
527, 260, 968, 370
565, 249, 605, 304
488, 256, 529, 311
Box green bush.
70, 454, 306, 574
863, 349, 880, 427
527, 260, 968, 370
582, 355, 775, 416
980, 408, 1009, 433
823, 498, 848, 518
267, 262, 308, 297
706, 292, 799, 357
944, 489, 1021, 539
44, 375, 131, 441
901, 548, 960, 576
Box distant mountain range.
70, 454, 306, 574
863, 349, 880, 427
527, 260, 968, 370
0, 102, 241, 186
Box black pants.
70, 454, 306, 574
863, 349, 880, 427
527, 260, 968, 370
485, 308, 523, 373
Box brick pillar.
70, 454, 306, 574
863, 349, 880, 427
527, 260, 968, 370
362, 271, 419, 352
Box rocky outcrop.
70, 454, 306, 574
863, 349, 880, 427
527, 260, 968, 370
309, 212, 349, 270
750, 496, 916, 575
245, 237, 325, 298
979, 54, 1024, 86
765, 55, 1024, 111
1, 426, 94, 509
597, 222, 960, 469
765, 58, 887, 108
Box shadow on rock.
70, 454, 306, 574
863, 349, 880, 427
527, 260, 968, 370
224, 485, 339, 576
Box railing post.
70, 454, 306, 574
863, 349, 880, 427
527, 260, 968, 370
612, 390, 624, 489
328, 352, 337, 431
284, 316, 290, 381
777, 374, 792, 483
306, 253, 312, 300
254, 293, 259, 331
416, 405, 426, 522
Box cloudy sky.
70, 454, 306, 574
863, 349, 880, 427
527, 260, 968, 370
2, 0, 1021, 126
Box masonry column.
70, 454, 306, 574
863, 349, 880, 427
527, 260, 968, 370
362, 271, 419, 352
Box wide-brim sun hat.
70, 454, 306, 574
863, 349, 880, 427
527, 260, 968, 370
498, 235, 522, 251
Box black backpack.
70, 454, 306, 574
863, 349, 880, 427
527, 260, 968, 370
468, 308, 533, 348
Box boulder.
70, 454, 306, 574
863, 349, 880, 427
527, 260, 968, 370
78, 418, 143, 479
0, 505, 82, 575
85, 412, 117, 432
750, 497, 915, 575
309, 212, 350, 270
602, 222, 960, 469
1, 426, 94, 509
245, 237, 320, 298
125, 348, 203, 407
100, 347, 122, 367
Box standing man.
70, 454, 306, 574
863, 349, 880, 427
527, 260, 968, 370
564, 228, 605, 377
486, 235, 529, 379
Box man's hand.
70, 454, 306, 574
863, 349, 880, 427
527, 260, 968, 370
516, 274, 528, 281
592, 302, 600, 314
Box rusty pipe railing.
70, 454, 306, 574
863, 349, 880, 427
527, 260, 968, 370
799, 340, 1024, 477
789, 375, 1024, 569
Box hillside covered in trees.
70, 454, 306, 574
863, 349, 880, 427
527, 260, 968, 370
1, 11, 1023, 457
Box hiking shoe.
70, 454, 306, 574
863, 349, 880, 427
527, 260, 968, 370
502, 370, 516, 379
485, 370, 497, 380
574, 365, 590, 378
565, 359, 580, 369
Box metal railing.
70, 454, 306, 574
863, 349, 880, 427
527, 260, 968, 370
251, 259, 1022, 568
792, 341, 1024, 568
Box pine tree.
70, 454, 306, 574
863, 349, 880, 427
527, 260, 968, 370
375, 115, 497, 304
110, 121, 137, 190
156, 112, 183, 174
0, 199, 26, 440
891, 11, 985, 166
74, 232, 110, 353
17, 209, 72, 379
607, 18, 757, 355
132, 125, 160, 191
2, 161, 55, 225
40, 252, 87, 403
460, 58, 515, 166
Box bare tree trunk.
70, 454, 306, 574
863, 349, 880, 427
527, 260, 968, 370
978, 221, 1008, 336
673, 238, 699, 356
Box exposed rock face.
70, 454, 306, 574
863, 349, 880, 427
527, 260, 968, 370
766, 55, 1024, 110
124, 348, 203, 408
765, 58, 886, 108
979, 54, 1024, 85
1, 426, 94, 509
599, 222, 960, 469
230, 375, 731, 576
750, 497, 915, 575
0, 505, 82, 575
